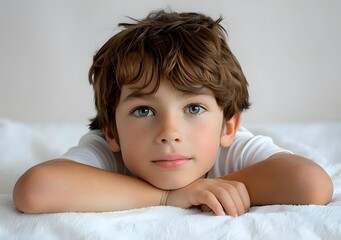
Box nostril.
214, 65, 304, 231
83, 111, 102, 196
160, 138, 180, 143
159, 135, 181, 144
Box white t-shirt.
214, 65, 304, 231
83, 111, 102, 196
61, 127, 291, 178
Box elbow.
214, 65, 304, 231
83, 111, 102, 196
13, 164, 51, 213
297, 163, 333, 205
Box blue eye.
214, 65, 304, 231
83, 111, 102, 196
131, 106, 154, 117
186, 105, 206, 115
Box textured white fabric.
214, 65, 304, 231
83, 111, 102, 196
1, 162, 340, 239
61, 127, 290, 178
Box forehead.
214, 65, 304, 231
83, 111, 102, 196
120, 77, 215, 102
118, 50, 212, 90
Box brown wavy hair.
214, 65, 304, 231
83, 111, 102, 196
89, 10, 250, 139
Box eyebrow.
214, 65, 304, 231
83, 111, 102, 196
180, 88, 213, 97
122, 87, 213, 102
122, 91, 155, 102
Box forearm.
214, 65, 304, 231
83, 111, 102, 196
13, 159, 165, 213
221, 153, 333, 206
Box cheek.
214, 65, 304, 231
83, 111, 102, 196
119, 129, 144, 154
117, 121, 152, 164
189, 121, 222, 154
192, 117, 222, 139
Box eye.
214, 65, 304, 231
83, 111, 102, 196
185, 104, 206, 115
131, 106, 154, 117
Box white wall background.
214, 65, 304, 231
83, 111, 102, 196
1, 0, 340, 125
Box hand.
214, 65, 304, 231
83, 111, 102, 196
165, 178, 250, 216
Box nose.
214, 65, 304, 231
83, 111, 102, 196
155, 115, 182, 144
159, 131, 181, 144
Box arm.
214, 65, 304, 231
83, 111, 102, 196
166, 152, 333, 216
13, 159, 250, 216
13, 159, 166, 213
13, 153, 332, 215
221, 152, 333, 206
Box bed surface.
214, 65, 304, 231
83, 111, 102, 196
0, 119, 340, 239
1, 161, 341, 239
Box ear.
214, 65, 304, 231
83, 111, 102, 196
220, 113, 241, 148
102, 127, 121, 152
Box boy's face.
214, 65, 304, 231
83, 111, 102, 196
105, 77, 239, 190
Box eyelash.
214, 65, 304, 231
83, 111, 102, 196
130, 106, 155, 118
130, 104, 207, 118
184, 104, 206, 115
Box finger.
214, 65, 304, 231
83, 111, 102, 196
211, 186, 239, 216
198, 191, 225, 216
216, 179, 250, 211
230, 181, 251, 211
224, 185, 247, 216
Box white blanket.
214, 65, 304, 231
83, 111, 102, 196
1, 119, 341, 239
0, 162, 341, 239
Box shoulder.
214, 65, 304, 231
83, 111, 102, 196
78, 129, 105, 144
229, 126, 289, 162
61, 130, 119, 171
208, 126, 290, 177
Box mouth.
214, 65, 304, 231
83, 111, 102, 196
152, 154, 191, 169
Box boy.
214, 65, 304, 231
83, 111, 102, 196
13, 10, 333, 216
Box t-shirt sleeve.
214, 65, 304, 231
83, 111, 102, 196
209, 126, 292, 177
60, 130, 125, 173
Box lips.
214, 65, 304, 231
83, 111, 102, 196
152, 154, 191, 169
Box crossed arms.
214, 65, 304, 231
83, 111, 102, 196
13, 152, 333, 216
